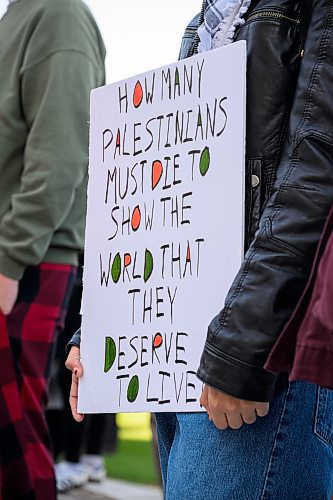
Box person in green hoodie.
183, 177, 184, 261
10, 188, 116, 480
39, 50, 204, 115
0, 0, 105, 498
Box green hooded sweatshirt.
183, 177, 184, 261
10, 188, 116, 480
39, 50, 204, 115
0, 0, 106, 279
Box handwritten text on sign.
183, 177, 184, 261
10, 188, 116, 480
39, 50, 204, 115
79, 42, 246, 413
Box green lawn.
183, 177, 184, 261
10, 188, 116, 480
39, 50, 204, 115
105, 413, 159, 485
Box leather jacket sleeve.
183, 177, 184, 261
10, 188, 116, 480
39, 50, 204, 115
66, 329, 81, 354
197, 2, 333, 402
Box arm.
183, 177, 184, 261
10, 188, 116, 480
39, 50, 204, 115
66, 328, 81, 353
65, 345, 84, 422
198, 4, 333, 402
0, 50, 101, 280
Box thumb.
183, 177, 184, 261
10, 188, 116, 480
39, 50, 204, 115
200, 384, 209, 410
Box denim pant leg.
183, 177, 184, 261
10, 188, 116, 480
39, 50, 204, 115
155, 377, 333, 500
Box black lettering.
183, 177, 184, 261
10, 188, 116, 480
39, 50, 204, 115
184, 109, 194, 143
122, 124, 130, 155
197, 59, 205, 99
186, 371, 197, 403
121, 206, 131, 236
116, 374, 129, 407
108, 206, 119, 241
140, 336, 149, 367
118, 83, 128, 113
128, 288, 140, 325
174, 372, 184, 403
133, 122, 142, 156
146, 373, 158, 402
175, 112, 184, 145
181, 192, 192, 225
118, 336, 126, 370
184, 64, 193, 95
105, 168, 117, 205
168, 287, 177, 324
162, 69, 172, 100
164, 332, 174, 364
163, 156, 172, 190
206, 99, 217, 139
100, 253, 112, 287
145, 73, 156, 104
217, 97, 228, 137
160, 244, 169, 279
102, 129, 113, 162
132, 251, 141, 280
160, 196, 171, 227
128, 336, 139, 369
143, 289, 153, 324
159, 371, 171, 405
172, 243, 181, 278
196, 238, 205, 277
165, 113, 173, 148
173, 154, 181, 186
176, 332, 188, 365
145, 117, 155, 152
119, 167, 129, 201
156, 287, 164, 318
188, 150, 200, 182
130, 163, 138, 196
144, 201, 155, 231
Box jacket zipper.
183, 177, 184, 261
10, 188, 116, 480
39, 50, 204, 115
194, 6, 300, 52
192, 0, 206, 55
233, 9, 300, 40
185, 27, 198, 36
246, 11, 300, 25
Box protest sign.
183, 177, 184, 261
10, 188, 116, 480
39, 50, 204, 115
79, 41, 246, 413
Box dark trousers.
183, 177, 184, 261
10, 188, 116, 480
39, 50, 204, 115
47, 258, 117, 462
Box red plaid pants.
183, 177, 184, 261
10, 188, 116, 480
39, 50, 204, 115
0, 263, 76, 500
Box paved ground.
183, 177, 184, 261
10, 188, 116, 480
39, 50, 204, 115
59, 490, 113, 500
59, 479, 163, 500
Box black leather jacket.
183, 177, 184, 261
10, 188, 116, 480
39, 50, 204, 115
70, 0, 333, 402
195, 0, 333, 401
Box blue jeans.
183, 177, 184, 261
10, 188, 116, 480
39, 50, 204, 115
155, 377, 333, 499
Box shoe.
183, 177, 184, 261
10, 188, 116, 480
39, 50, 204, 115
55, 460, 90, 492
81, 454, 107, 482
55, 467, 71, 494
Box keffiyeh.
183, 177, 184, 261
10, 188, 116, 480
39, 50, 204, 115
198, 0, 252, 52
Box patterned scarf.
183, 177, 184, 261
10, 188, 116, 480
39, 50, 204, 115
198, 0, 252, 52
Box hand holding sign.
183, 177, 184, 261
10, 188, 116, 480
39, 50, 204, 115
200, 385, 270, 429
65, 346, 84, 422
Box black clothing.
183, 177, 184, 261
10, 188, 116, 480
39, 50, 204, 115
196, 0, 333, 401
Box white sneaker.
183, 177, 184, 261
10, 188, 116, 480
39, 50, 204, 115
81, 454, 107, 482
55, 465, 72, 493
55, 460, 90, 492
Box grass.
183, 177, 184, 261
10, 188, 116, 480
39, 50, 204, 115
105, 413, 159, 485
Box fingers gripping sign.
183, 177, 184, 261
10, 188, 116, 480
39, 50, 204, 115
200, 385, 270, 430
65, 346, 85, 422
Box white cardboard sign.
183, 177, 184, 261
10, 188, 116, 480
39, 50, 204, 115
79, 41, 246, 413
